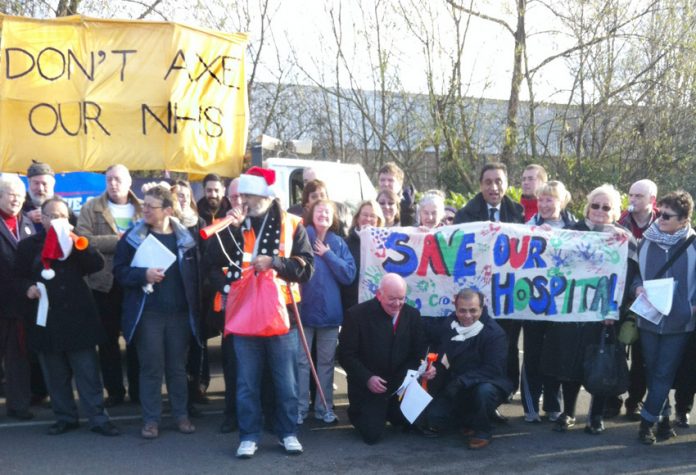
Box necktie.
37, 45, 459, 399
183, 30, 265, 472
489, 207, 497, 222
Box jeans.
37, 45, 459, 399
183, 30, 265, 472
640, 330, 691, 423
134, 311, 191, 424
235, 328, 299, 442
297, 326, 339, 417
428, 382, 506, 438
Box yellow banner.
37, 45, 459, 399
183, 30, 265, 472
0, 15, 248, 177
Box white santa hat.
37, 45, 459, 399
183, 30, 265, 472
41, 218, 74, 280
238, 166, 276, 197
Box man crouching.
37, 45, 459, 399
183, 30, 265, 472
426, 289, 512, 449
338, 273, 435, 444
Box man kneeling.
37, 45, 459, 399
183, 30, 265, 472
426, 289, 511, 449
338, 273, 435, 444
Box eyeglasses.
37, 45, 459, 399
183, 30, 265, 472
658, 211, 679, 221
142, 203, 163, 210
42, 214, 67, 220
590, 203, 612, 212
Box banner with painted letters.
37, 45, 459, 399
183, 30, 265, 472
0, 15, 248, 177
358, 222, 630, 321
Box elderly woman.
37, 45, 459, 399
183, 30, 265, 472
113, 185, 200, 439
343, 200, 385, 311
633, 190, 696, 444
377, 189, 401, 227
522, 181, 576, 423
417, 190, 446, 230
298, 199, 356, 425
542, 184, 637, 435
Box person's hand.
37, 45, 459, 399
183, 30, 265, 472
367, 375, 387, 394
635, 286, 646, 298
26, 285, 41, 299
423, 364, 437, 380
313, 240, 330, 257
253, 255, 273, 272
145, 268, 165, 284
225, 205, 247, 227
27, 208, 42, 224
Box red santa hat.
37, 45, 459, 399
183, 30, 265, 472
238, 166, 276, 197
41, 219, 74, 280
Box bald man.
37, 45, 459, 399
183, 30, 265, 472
338, 273, 432, 444
618, 179, 658, 240
76, 164, 142, 407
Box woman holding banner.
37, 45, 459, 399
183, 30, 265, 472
298, 199, 356, 425
522, 181, 575, 423
632, 190, 696, 444
542, 184, 637, 435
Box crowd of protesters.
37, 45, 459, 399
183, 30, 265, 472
1, 157, 694, 457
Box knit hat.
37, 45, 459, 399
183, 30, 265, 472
27, 160, 54, 178
238, 166, 276, 197
41, 219, 74, 280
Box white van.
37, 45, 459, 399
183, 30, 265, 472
264, 157, 376, 211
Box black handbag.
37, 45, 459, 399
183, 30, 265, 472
583, 327, 629, 396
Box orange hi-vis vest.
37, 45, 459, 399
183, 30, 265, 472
240, 211, 302, 305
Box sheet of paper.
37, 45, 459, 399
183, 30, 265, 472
643, 278, 675, 316
36, 282, 49, 327
131, 234, 177, 270
630, 293, 663, 325
394, 369, 419, 398
400, 379, 433, 424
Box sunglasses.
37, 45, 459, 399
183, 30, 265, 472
590, 203, 611, 212
658, 211, 679, 221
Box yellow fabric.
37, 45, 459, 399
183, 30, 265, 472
0, 14, 248, 177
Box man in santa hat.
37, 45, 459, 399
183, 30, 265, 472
14, 197, 119, 436
204, 167, 314, 459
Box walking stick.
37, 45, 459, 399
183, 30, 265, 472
286, 283, 329, 413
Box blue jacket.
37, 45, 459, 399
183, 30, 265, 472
300, 226, 356, 327
113, 218, 200, 344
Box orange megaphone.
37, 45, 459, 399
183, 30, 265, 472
421, 353, 438, 391
200, 216, 236, 240
70, 232, 89, 250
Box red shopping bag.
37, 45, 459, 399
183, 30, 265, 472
224, 268, 290, 337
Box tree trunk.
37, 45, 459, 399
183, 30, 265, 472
500, 0, 526, 167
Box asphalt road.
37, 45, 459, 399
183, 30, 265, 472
2, 337, 696, 474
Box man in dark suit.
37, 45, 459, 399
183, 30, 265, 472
0, 174, 35, 420
338, 273, 434, 444
454, 162, 523, 402
426, 289, 512, 449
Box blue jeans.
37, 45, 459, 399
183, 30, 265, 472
234, 328, 299, 442
640, 330, 691, 423
428, 382, 506, 439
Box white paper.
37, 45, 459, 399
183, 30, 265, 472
630, 293, 663, 325
394, 369, 419, 398
130, 234, 177, 294
36, 282, 49, 327
400, 379, 433, 424
643, 278, 675, 316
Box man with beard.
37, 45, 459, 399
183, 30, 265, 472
204, 167, 313, 458
196, 173, 231, 226
23, 161, 56, 232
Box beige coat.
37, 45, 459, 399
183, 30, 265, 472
76, 191, 142, 292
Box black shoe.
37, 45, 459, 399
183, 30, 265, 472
91, 421, 120, 437
413, 425, 440, 438
553, 413, 576, 432
656, 418, 677, 440
492, 409, 508, 423
47, 420, 79, 435
188, 403, 203, 418
584, 416, 605, 435
638, 418, 656, 445
103, 395, 125, 408
7, 409, 35, 420
625, 401, 642, 421
220, 416, 238, 433
676, 412, 690, 428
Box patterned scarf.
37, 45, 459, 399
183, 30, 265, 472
450, 319, 484, 342
643, 221, 691, 247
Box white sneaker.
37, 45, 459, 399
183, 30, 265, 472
315, 411, 338, 424
546, 411, 562, 422
524, 413, 542, 423
236, 440, 257, 459
279, 435, 303, 455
